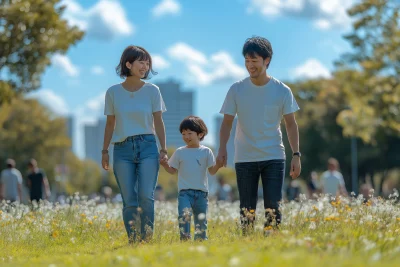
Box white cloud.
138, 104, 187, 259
26, 89, 69, 116
152, 0, 181, 18
167, 43, 247, 86
152, 55, 170, 70
168, 42, 208, 65
61, 0, 134, 40
52, 54, 79, 77
73, 92, 106, 127
85, 92, 106, 114
292, 58, 331, 79
91, 66, 105, 75
247, 0, 355, 30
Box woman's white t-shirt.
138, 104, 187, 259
104, 83, 167, 144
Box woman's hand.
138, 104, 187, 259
102, 153, 110, 171
159, 150, 168, 162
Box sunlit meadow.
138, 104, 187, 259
1, 191, 400, 267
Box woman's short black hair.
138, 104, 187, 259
116, 45, 157, 79
242, 36, 273, 68
179, 116, 208, 141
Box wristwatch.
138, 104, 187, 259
293, 152, 301, 157
101, 149, 108, 154
160, 149, 168, 154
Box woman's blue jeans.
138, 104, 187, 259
113, 134, 159, 242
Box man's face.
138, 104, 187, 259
245, 54, 269, 78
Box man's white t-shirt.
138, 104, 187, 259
220, 76, 300, 163
0, 168, 22, 200
321, 170, 345, 196
104, 83, 166, 144
168, 146, 216, 192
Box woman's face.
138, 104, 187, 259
126, 59, 150, 78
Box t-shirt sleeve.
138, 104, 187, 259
207, 149, 216, 168
168, 150, 180, 170
152, 87, 167, 113
104, 90, 114, 115
16, 170, 23, 184
39, 169, 47, 181
338, 173, 345, 186
219, 85, 237, 116
283, 88, 300, 115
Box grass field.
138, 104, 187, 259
1, 192, 400, 267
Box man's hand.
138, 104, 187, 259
102, 153, 110, 171
290, 156, 301, 179
216, 148, 227, 167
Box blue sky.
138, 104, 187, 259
28, 0, 357, 158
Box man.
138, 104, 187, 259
27, 159, 51, 202
0, 159, 23, 202
217, 36, 301, 231
320, 158, 348, 198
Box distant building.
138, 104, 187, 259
158, 80, 194, 148
84, 119, 113, 166
65, 115, 74, 151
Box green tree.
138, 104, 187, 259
0, 98, 70, 182
0, 0, 84, 103
64, 153, 103, 195
336, 0, 400, 142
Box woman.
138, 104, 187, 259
102, 45, 168, 243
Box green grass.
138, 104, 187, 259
1, 194, 400, 266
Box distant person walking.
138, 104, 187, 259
0, 159, 23, 202
27, 159, 51, 202
320, 158, 348, 198
102, 45, 167, 243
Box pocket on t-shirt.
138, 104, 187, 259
264, 106, 280, 124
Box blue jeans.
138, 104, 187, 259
113, 134, 159, 242
235, 159, 285, 230
178, 189, 208, 240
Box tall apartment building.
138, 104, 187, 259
158, 80, 194, 148
84, 119, 113, 166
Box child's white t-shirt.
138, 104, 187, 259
168, 145, 216, 192
104, 83, 166, 144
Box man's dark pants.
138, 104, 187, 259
235, 159, 285, 231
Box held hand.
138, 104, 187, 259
215, 159, 224, 168
159, 151, 168, 162
159, 157, 169, 167
102, 153, 110, 171
216, 148, 228, 167
290, 156, 301, 179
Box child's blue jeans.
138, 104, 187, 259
178, 189, 208, 240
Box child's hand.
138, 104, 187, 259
160, 158, 168, 166
216, 160, 224, 168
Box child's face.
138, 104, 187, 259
181, 129, 203, 147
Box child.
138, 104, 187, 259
160, 116, 222, 240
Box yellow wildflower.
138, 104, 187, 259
264, 226, 273, 231
52, 231, 59, 238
